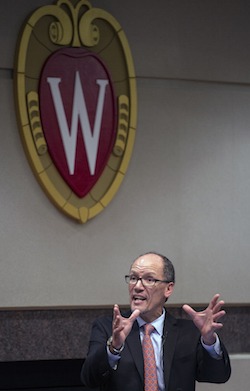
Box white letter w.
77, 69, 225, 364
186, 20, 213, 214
47, 71, 108, 175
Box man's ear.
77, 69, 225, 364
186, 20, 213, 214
165, 282, 174, 300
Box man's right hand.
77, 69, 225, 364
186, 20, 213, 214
111, 304, 140, 349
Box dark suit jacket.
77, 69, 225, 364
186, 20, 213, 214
81, 311, 231, 391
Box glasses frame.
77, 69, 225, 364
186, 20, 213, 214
125, 275, 171, 287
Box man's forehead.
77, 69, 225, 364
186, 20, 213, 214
131, 254, 163, 269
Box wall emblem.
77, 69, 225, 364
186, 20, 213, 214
14, 0, 137, 223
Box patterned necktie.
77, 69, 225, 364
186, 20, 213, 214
142, 323, 158, 391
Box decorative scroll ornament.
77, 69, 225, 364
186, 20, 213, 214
14, 0, 137, 223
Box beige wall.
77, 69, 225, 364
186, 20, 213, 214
1, 0, 250, 307
197, 355, 250, 391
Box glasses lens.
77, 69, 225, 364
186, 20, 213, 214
142, 278, 155, 286
125, 275, 135, 284
129, 276, 138, 284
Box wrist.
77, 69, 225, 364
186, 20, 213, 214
107, 336, 125, 355
202, 333, 217, 346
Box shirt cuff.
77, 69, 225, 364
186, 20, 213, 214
201, 333, 223, 359
107, 346, 121, 369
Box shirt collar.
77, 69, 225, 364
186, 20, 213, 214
137, 308, 165, 336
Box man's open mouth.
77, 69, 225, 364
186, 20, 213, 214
133, 296, 146, 302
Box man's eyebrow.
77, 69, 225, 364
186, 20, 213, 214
130, 271, 156, 277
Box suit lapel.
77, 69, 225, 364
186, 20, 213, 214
163, 312, 179, 389
126, 320, 144, 383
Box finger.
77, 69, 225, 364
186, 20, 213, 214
213, 310, 226, 322
212, 321, 224, 330
113, 304, 120, 318
212, 300, 225, 314
113, 304, 121, 316
113, 314, 121, 330
112, 304, 121, 328
209, 294, 221, 309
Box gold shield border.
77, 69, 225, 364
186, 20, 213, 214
14, 0, 137, 223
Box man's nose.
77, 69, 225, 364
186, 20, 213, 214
134, 278, 144, 288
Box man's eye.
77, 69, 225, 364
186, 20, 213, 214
146, 277, 154, 283
130, 276, 137, 281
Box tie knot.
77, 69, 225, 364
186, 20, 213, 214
144, 323, 155, 336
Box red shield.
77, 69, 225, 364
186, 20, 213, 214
39, 48, 117, 198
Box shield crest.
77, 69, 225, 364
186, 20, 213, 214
39, 47, 117, 198
14, 0, 137, 223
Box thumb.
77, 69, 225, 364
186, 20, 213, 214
129, 309, 140, 322
182, 304, 196, 319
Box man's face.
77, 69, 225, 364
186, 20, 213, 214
128, 253, 174, 322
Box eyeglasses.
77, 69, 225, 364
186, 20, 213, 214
125, 275, 171, 287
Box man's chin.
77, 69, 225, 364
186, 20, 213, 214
131, 302, 146, 313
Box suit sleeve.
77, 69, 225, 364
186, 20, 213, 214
196, 339, 231, 383
167, 318, 231, 390
81, 317, 112, 388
